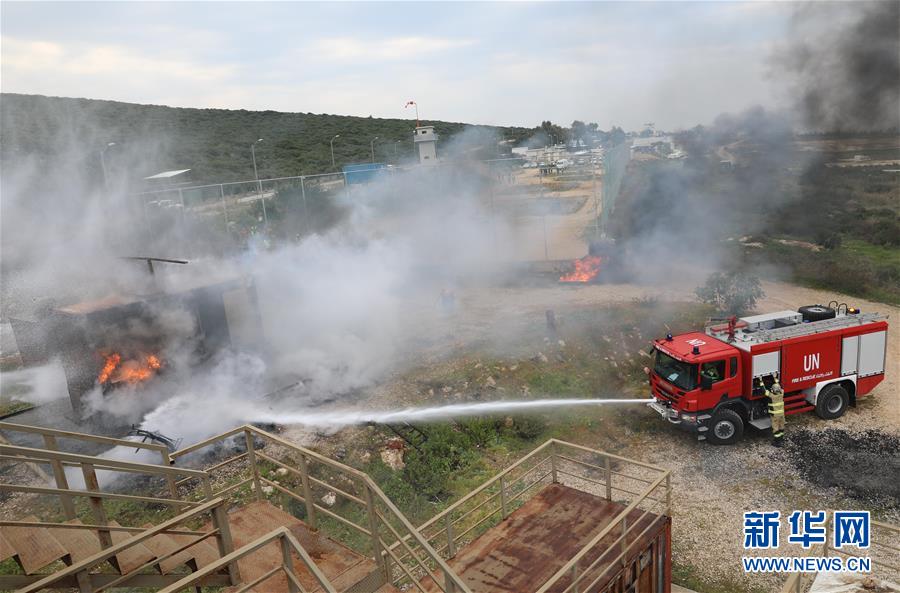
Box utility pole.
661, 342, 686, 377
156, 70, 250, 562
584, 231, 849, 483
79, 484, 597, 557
330, 134, 341, 169
370, 136, 379, 163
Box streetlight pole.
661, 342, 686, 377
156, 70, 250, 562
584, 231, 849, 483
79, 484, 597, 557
251, 138, 268, 228
330, 134, 340, 169
370, 136, 379, 163
100, 142, 116, 192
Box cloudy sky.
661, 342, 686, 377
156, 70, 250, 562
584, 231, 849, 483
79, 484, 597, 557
2, 1, 798, 130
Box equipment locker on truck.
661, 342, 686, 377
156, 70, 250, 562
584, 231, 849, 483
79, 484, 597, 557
646, 303, 889, 444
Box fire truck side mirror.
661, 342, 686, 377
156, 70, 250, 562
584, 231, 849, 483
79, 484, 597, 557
700, 375, 713, 391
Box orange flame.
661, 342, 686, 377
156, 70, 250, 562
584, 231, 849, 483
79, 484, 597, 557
560, 255, 602, 283
98, 353, 121, 384
98, 352, 163, 385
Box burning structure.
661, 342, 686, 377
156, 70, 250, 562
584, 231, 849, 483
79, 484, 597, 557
559, 238, 623, 283
559, 255, 603, 283
9, 258, 261, 415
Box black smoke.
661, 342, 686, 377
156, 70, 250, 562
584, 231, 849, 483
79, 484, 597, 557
780, 1, 900, 132
609, 106, 795, 280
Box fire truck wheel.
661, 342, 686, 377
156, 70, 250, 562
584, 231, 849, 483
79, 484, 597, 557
707, 409, 744, 445
816, 384, 849, 420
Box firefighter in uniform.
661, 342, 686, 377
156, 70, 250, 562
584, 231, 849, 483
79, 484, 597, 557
766, 373, 786, 446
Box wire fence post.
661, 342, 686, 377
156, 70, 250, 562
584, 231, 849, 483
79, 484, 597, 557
258, 178, 269, 229
542, 213, 549, 260
300, 175, 310, 233
220, 183, 229, 227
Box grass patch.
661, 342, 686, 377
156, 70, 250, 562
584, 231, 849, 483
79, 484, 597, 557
747, 240, 900, 305
843, 238, 900, 269
357, 301, 713, 523
0, 399, 35, 418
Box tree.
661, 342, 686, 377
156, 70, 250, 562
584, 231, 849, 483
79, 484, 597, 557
607, 126, 626, 147
540, 120, 569, 146
695, 272, 764, 316
570, 120, 588, 146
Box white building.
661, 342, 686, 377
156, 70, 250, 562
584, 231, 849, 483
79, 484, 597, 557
414, 125, 437, 164
630, 135, 674, 156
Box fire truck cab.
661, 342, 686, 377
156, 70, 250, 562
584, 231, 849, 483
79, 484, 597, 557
647, 305, 889, 444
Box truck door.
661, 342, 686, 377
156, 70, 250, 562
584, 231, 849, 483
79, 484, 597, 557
700, 357, 739, 402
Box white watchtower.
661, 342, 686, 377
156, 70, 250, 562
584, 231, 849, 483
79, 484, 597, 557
414, 125, 437, 164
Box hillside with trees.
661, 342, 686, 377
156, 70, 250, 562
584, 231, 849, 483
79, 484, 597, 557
0, 93, 541, 186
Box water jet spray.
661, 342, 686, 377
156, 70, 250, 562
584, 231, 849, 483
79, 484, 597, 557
251, 398, 655, 430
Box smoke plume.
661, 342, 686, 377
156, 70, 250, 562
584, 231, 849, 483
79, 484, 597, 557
778, 1, 900, 132
1, 103, 521, 446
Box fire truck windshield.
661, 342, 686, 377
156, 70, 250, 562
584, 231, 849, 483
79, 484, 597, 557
653, 350, 698, 391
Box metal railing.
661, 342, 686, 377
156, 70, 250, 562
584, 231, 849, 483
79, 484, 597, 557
157, 526, 338, 593
781, 518, 900, 593
0, 421, 212, 526
0, 420, 178, 514
2, 421, 670, 593
0, 422, 342, 593
409, 438, 670, 593
12, 496, 239, 593
169, 424, 472, 593
536, 455, 669, 593
171, 428, 670, 593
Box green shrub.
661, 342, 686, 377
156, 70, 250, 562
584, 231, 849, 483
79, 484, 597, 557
695, 272, 764, 315
400, 424, 479, 500
457, 417, 500, 448
815, 232, 842, 250
509, 415, 548, 440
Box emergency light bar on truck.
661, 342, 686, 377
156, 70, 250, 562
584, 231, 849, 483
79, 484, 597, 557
646, 304, 889, 444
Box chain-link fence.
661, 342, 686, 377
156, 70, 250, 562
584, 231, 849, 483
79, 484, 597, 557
133, 153, 618, 262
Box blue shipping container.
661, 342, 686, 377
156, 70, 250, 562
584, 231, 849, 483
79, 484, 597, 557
342, 163, 387, 185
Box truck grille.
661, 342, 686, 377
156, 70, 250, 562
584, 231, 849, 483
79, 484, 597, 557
652, 377, 682, 402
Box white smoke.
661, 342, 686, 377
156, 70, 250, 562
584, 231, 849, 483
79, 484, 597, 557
2, 118, 523, 448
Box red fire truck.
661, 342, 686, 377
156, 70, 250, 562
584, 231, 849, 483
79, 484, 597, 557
646, 304, 889, 444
